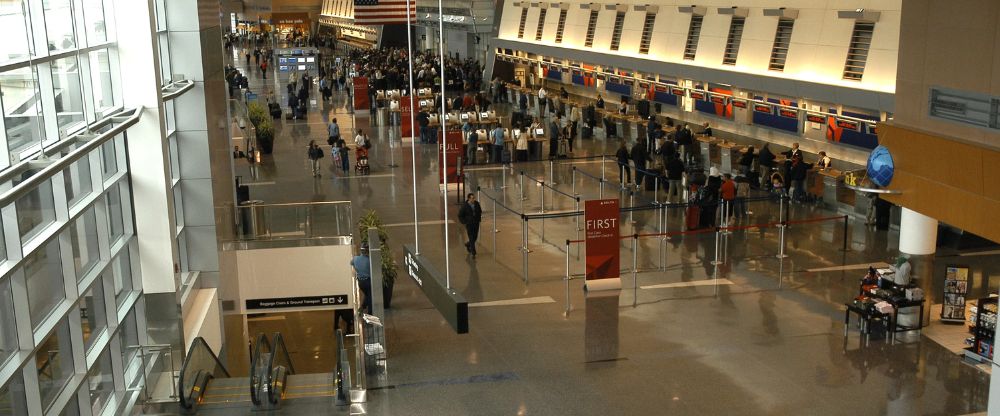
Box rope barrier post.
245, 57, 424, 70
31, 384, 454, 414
629, 191, 635, 231
653, 176, 659, 204
572, 167, 577, 197
599, 177, 604, 199
540, 180, 545, 213
601, 155, 606, 182
722, 201, 732, 236
575, 198, 581, 231
658, 205, 665, 270
501, 163, 507, 191
492, 198, 498, 260
712, 224, 723, 266
549, 159, 556, 185
841, 215, 850, 252
776, 221, 789, 259
565, 240, 571, 314
632, 234, 639, 307
522, 216, 529, 283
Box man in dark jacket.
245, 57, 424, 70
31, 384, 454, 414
615, 141, 631, 184
458, 193, 483, 256
631, 139, 650, 189
548, 116, 561, 158
665, 155, 686, 203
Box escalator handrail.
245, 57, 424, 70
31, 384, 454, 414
266, 332, 296, 404
249, 333, 273, 406
178, 337, 230, 410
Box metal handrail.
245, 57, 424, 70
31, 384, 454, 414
249, 333, 272, 406
266, 332, 295, 404
178, 337, 230, 410
238, 200, 352, 208
0, 106, 142, 207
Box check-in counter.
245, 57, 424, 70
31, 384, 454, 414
529, 128, 546, 159
717, 141, 738, 174
696, 136, 715, 169
814, 168, 843, 207
627, 116, 644, 141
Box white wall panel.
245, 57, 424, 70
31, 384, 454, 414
179, 179, 216, 227
174, 84, 209, 130
697, 14, 729, 65
619, 11, 642, 54
176, 131, 212, 179
184, 226, 220, 271
168, 32, 206, 82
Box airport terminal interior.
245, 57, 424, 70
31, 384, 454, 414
1, 0, 1000, 414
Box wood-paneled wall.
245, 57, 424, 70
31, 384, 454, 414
879, 123, 1000, 243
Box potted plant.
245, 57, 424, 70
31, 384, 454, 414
358, 210, 397, 308
246, 102, 275, 154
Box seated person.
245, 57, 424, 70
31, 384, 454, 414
817, 151, 833, 169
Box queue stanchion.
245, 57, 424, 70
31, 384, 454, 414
565, 240, 571, 315
599, 175, 604, 199
629, 191, 635, 233
841, 215, 850, 252
539, 181, 546, 241
575, 198, 581, 231
653, 176, 659, 204
492, 198, 497, 260
519, 171, 526, 213
572, 167, 577, 197
632, 234, 639, 307
521, 215, 530, 283
722, 201, 732, 236
549, 159, 556, 185
501, 163, 507, 191
658, 204, 665, 270
601, 155, 607, 182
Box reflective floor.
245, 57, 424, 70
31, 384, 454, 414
225, 48, 993, 415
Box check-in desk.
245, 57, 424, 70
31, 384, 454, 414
814, 168, 843, 207
696, 136, 716, 169
717, 141, 738, 174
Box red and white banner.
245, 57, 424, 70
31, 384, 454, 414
439, 129, 463, 184
585, 199, 621, 291
352, 77, 370, 112
400, 96, 416, 139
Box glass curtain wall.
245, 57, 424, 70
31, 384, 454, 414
0, 0, 147, 415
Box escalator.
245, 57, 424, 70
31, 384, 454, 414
176, 333, 345, 414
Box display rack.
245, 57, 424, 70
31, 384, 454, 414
941, 265, 970, 323
964, 297, 997, 363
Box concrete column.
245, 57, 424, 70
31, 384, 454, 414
898, 207, 937, 255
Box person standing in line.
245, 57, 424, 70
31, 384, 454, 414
548, 115, 561, 159
789, 154, 809, 202
720, 173, 736, 224
492, 124, 505, 164
307, 140, 324, 177
665, 154, 686, 203
538, 86, 547, 114
568, 105, 580, 152
615, 140, 631, 184
515, 129, 529, 163
458, 193, 483, 256
350, 242, 372, 314
630, 138, 649, 189
817, 151, 833, 169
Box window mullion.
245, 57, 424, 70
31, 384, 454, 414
77, 52, 98, 123
35, 62, 60, 147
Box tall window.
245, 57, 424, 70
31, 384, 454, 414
535, 8, 547, 41
722, 17, 746, 65
683, 14, 704, 60
769, 18, 794, 71
638, 12, 656, 54
584, 10, 599, 47
843, 21, 875, 80
517, 8, 529, 38
554, 9, 568, 43
609, 11, 626, 51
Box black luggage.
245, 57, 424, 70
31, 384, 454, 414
644, 172, 658, 191
582, 125, 593, 139
502, 148, 512, 164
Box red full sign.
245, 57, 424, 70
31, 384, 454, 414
352, 77, 369, 111
585, 199, 620, 282
439, 129, 464, 184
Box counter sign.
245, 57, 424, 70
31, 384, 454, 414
584, 199, 620, 289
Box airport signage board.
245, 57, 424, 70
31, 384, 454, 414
403, 245, 469, 333
585, 199, 622, 291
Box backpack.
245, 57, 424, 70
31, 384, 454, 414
363, 136, 371, 149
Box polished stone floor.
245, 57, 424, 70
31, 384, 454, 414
224, 47, 994, 415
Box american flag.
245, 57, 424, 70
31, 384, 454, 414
353, 0, 416, 25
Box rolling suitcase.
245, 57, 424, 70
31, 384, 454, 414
557, 138, 569, 158
502, 148, 512, 164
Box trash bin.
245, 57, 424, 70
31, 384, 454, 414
238, 200, 265, 238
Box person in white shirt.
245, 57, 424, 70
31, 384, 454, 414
817, 151, 833, 169
515, 129, 529, 162
538, 87, 547, 114
355, 129, 368, 149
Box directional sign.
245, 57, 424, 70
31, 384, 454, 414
246, 295, 348, 310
